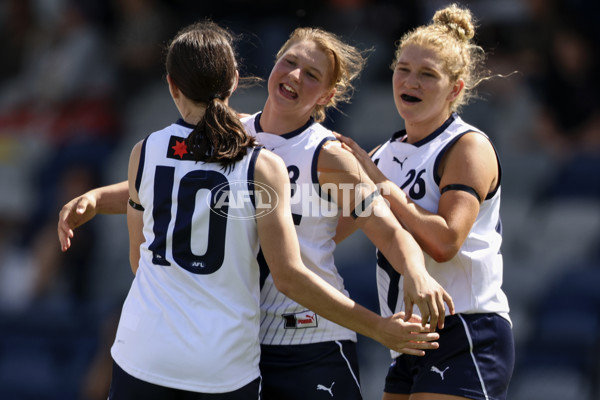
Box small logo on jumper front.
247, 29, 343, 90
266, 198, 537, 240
431, 365, 450, 380
317, 382, 335, 397
392, 156, 407, 168
282, 310, 318, 329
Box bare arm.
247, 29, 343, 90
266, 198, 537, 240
318, 141, 454, 330
57, 180, 128, 252
254, 149, 440, 355
126, 142, 144, 274
336, 132, 497, 262
333, 214, 359, 244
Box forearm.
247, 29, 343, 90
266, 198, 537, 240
333, 215, 359, 244
277, 267, 385, 342
360, 208, 426, 279
94, 181, 129, 214
380, 180, 454, 260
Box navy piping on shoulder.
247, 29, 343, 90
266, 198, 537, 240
255, 112, 315, 139
433, 131, 465, 188
312, 136, 337, 202
413, 113, 457, 148
247, 146, 262, 209
135, 136, 148, 193
433, 130, 502, 201
253, 113, 261, 134
176, 118, 196, 129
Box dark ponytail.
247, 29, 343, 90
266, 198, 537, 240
165, 20, 255, 168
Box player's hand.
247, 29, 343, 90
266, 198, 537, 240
402, 271, 454, 332
57, 193, 98, 252
376, 312, 440, 356
332, 131, 386, 184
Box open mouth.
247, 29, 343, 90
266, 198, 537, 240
401, 94, 421, 103
280, 83, 298, 99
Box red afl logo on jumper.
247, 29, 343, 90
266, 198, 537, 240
282, 310, 318, 329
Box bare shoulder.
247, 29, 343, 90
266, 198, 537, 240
129, 140, 144, 165
454, 131, 496, 157
254, 148, 288, 185
318, 139, 359, 171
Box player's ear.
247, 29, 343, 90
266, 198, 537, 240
448, 79, 464, 102
166, 74, 180, 100
317, 88, 335, 106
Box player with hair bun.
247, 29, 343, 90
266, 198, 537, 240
335, 4, 514, 400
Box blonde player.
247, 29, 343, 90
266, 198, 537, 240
335, 4, 514, 400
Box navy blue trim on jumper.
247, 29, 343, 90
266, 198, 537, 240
176, 118, 196, 129
391, 130, 407, 142
312, 136, 337, 202
433, 131, 468, 187
135, 137, 148, 193
433, 128, 502, 200
414, 113, 457, 147
377, 250, 401, 313
255, 112, 315, 139
247, 147, 262, 209
390, 114, 457, 147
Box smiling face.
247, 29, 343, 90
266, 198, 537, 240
392, 44, 463, 137
267, 40, 335, 122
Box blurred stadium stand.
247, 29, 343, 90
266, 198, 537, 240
0, 0, 598, 399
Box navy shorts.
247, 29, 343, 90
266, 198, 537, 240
260, 340, 362, 400
108, 360, 262, 400
384, 313, 514, 400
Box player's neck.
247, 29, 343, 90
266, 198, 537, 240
405, 112, 451, 143
260, 101, 312, 135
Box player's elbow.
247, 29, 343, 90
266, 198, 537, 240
427, 241, 460, 263
271, 263, 312, 301
129, 253, 140, 275
270, 266, 296, 297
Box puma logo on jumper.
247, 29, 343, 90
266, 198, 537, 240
317, 382, 335, 397
282, 310, 318, 329
431, 365, 450, 380
392, 156, 407, 168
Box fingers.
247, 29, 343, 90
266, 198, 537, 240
393, 329, 440, 356
433, 289, 455, 330
397, 340, 439, 357
436, 295, 445, 330
58, 207, 72, 252
403, 297, 414, 324
57, 197, 89, 252
428, 300, 439, 333
445, 291, 455, 316
58, 224, 72, 252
